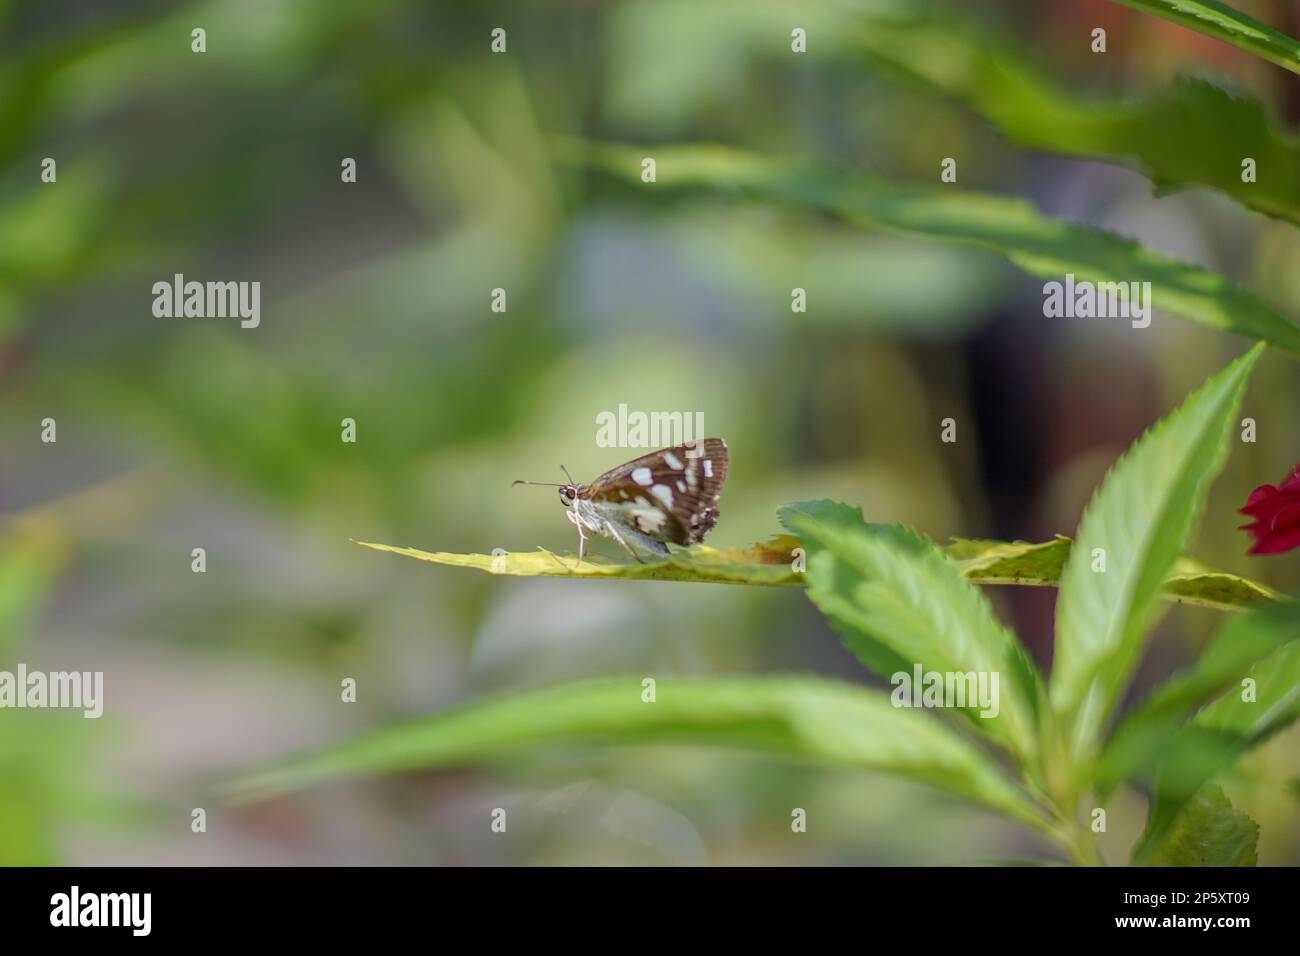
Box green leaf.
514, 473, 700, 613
778, 504, 1043, 761
223, 675, 1050, 833
1163, 557, 1282, 610
1133, 639, 1300, 862
605, 3, 1300, 225
778, 499, 864, 528
1096, 599, 1300, 793
943, 538, 1277, 611
944, 536, 1073, 585
853, 14, 1300, 226
354, 536, 806, 586
1050, 345, 1263, 765
357, 531, 1276, 612
1108, 1, 1300, 76
1144, 784, 1259, 866
565, 142, 1300, 353
1197, 637, 1300, 735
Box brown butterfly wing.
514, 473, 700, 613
587, 438, 728, 545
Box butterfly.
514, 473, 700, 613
513, 438, 729, 562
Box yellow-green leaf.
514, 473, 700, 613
357, 531, 1277, 613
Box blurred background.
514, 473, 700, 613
2, 0, 1300, 865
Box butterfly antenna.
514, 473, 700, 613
511, 479, 565, 487
560, 465, 576, 484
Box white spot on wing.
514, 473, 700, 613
676, 480, 687, 493
702, 459, 713, 478
634, 508, 666, 531
651, 484, 674, 506
664, 452, 683, 470
632, 467, 653, 486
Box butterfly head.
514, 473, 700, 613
513, 466, 586, 509
558, 484, 588, 508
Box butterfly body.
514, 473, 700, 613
565, 494, 673, 559
523, 438, 729, 562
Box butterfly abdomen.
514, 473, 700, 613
688, 503, 721, 543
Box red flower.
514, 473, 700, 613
1239, 465, 1300, 555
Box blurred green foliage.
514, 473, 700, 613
3, 0, 1300, 864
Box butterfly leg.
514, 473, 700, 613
602, 520, 645, 564
566, 510, 587, 565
